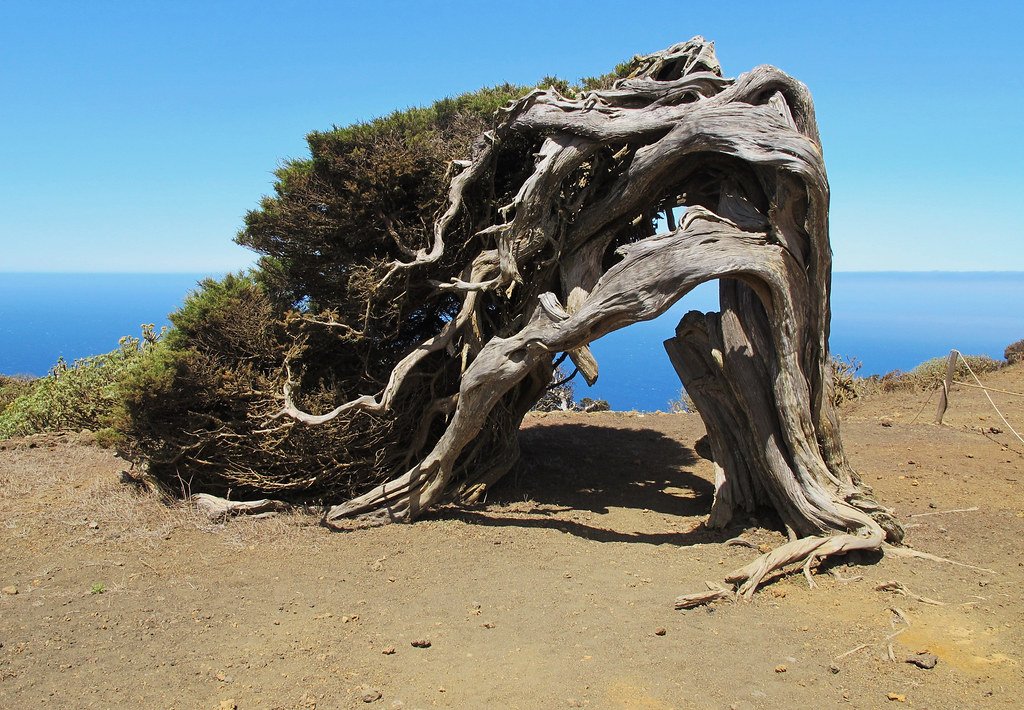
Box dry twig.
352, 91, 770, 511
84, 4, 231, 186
875, 581, 945, 606
910, 506, 979, 518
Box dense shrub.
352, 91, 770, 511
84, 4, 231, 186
1005, 339, 1024, 364
116, 272, 415, 500
23, 62, 643, 498
579, 397, 611, 412
118, 75, 637, 500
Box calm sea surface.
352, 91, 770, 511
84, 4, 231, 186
1, 272, 1022, 411
0, 273, 210, 377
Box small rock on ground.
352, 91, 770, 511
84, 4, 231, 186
905, 653, 938, 669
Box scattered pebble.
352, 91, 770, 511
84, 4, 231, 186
881, 419, 893, 428
774, 664, 787, 673
382, 646, 396, 655
410, 639, 431, 648
654, 627, 667, 636
219, 701, 236, 710
887, 692, 906, 702
906, 653, 938, 669
482, 622, 495, 629
2, 586, 17, 596
828, 664, 840, 674
88, 521, 99, 530
362, 690, 382, 703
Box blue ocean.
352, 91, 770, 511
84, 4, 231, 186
1, 272, 1022, 411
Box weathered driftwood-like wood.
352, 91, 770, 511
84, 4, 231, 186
278, 37, 903, 595
934, 349, 959, 424
191, 494, 290, 522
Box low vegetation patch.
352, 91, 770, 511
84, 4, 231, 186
0, 327, 162, 441
872, 353, 1004, 393
832, 351, 1009, 406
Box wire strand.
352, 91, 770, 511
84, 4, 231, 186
956, 353, 1024, 446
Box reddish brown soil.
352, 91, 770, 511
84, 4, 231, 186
2, 365, 1022, 709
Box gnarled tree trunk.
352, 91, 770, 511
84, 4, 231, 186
281, 37, 903, 595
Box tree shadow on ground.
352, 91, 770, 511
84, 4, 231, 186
435, 422, 749, 547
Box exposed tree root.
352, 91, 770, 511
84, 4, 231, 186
676, 518, 885, 607
724, 536, 758, 549
882, 544, 996, 574
725, 522, 886, 598
674, 581, 735, 610
190, 494, 290, 522
676, 532, 999, 608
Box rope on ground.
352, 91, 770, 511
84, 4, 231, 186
956, 352, 1024, 447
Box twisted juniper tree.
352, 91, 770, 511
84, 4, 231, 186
128, 37, 902, 596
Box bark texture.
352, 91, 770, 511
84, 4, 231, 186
280, 38, 902, 592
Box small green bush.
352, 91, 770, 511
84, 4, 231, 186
0, 327, 163, 439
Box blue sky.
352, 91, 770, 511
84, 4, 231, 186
1, 1, 1021, 273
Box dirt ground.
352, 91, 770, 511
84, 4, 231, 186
2, 365, 1022, 709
